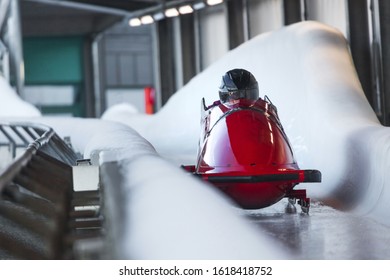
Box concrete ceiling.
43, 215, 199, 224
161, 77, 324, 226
20, 0, 176, 36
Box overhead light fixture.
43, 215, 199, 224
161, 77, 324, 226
141, 15, 154, 24
193, 1, 206, 10
165, 8, 179, 17
179, 5, 194, 14
153, 12, 165, 21
207, 0, 224, 6
129, 18, 141, 27
128, 0, 218, 26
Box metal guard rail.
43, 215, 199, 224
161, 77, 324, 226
0, 122, 102, 259
0, 123, 55, 192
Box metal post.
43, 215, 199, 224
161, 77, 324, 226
283, 0, 303, 25
92, 33, 105, 117
0, 0, 11, 34
156, 19, 176, 106
369, 0, 385, 122
173, 17, 183, 90
194, 9, 202, 74
347, 0, 375, 114
83, 36, 95, 118
242, 0, 249, 41
378, 0, 390, 125
5, 0, 24, 96
152, 23, 162, 110
226, 0, 245, 49
180, 13, 197, 84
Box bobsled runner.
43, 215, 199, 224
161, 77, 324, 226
182, 95, 321, 213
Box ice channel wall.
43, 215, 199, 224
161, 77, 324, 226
103, 21, 390, 226
2, 20, 390, 258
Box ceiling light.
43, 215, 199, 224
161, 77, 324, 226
129, 18, 141, 27
141, 15, 154, 24
193, 2, 206, 10
207, 0, 224, 6
179, 5, 194, 14
165, 8, 179, 17
153, 12, 165, 21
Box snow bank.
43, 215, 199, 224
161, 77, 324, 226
0, 76, 41, 117
103, 21, 390, 225
102, 152, 287, 259
39, 117, 155, 160
0, 69, 288, 259
35, 117, 287, 259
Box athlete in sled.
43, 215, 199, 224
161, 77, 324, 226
183, 69, 321, 213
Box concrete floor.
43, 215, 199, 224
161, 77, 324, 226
243, 200, 390, 259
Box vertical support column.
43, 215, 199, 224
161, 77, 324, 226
180, 14, 197, 85
6, 0, 24, 96
378, 0, 390, 125
83, 36, 95, 117
92, 33, 105, 117
194, 10, 202, 74
0, 0, 11, 34
151, 23, 162, 110
347, 0, 374, 112
156, 19, 176, 106
226, 0, 245, 49
173, 17, 183, 90
283, 0, 303, 25
0, 0, 10, 81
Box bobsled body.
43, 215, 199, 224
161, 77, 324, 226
184, 97, 321, 211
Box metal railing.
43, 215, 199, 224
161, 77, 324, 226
0, 122, 103, 259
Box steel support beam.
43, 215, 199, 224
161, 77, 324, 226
6, 0, 24, 95
378, 0, 390, 125
156, 19, 176, 106
226, 0, 246, 49
283, 0, 303, 25
0, 0, 10, 34
180, 14, 197, 84
347, 0, 374, 113
83, 36, 95, 117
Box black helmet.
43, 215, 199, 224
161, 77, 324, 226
219, 69, 259, 103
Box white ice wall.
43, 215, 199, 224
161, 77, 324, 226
38, 117, 288, 259
103, 21, 390, 226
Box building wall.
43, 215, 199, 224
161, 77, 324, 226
306, 0, 348, 37
103, 24, 154, 88
102, 23, 154, 113
23, 36, 85, 116
248, 0, 284, 38
199, 5, 229, 69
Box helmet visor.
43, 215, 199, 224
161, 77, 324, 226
219, 87, 259, 103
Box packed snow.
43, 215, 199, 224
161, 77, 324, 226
1, 20, 390, 259
0, 76, 41, 117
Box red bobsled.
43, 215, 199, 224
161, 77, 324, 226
183, 96, 321, 213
